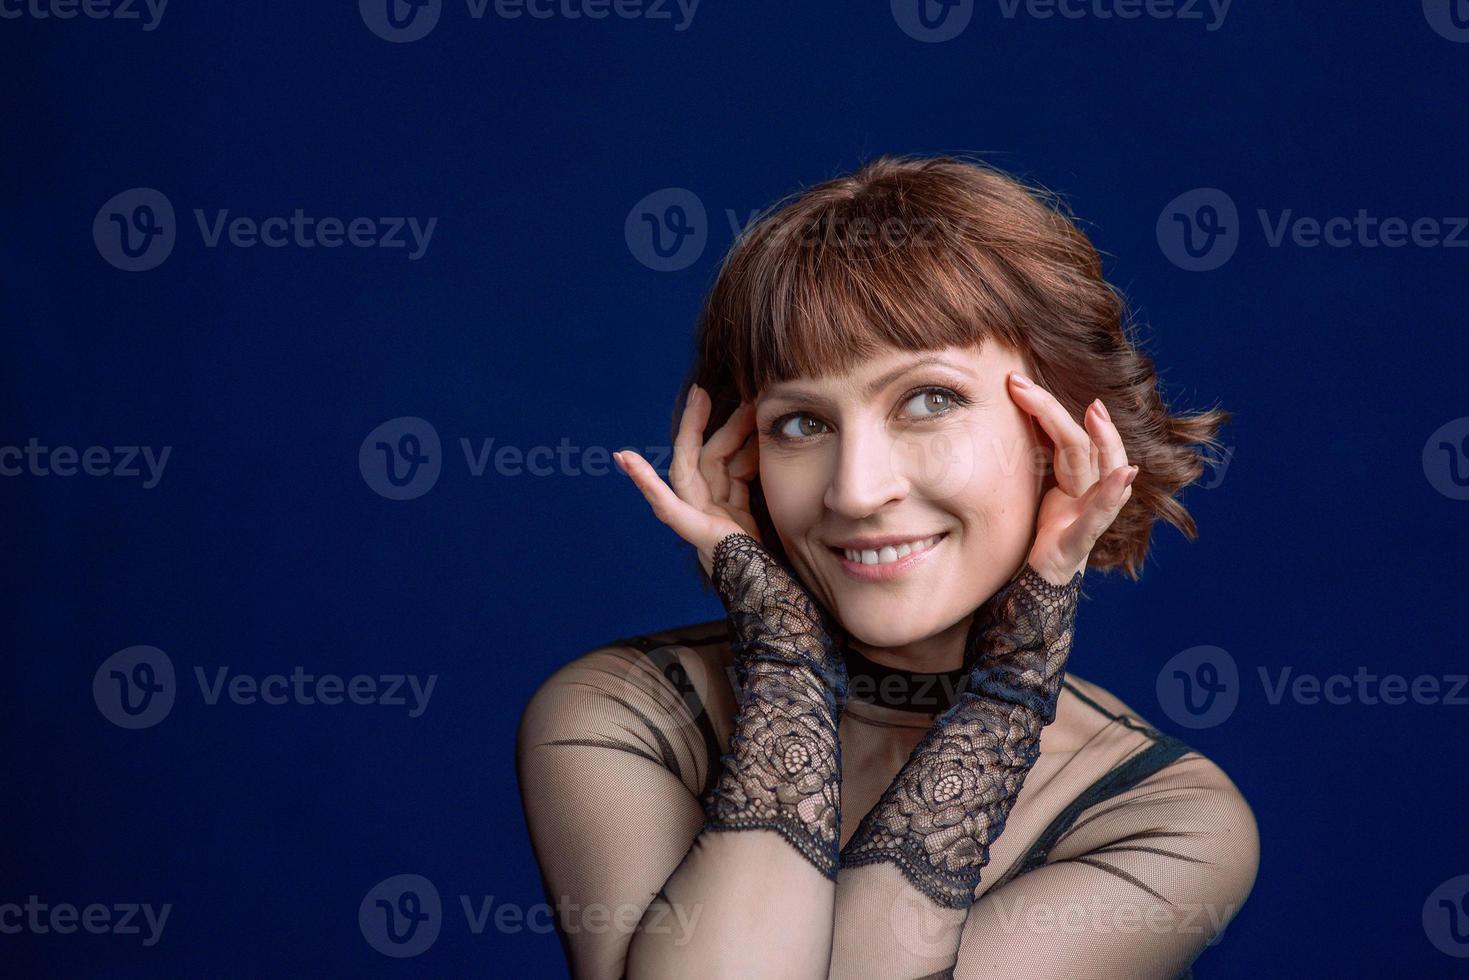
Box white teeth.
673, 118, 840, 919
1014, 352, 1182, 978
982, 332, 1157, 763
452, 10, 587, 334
841, 534, 942, 566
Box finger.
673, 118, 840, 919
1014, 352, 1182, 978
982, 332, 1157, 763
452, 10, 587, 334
1056, 463, 1138, 566
615, 449, 705, 540
670, 385, 713, 508
727, 435, 758, 483
723, 435, 757, 515
727, 474, 750, 515
1085, 398, 1129, 476
701, 401, 756, 501
1009, 372, 1098, 496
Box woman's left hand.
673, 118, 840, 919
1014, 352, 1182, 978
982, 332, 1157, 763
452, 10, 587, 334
1007, 371, 1139, 586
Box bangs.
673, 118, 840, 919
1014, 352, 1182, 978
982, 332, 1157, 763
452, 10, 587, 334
719, 196, 1029, 401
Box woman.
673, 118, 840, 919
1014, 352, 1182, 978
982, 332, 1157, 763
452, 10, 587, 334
516, 154, 1259, 979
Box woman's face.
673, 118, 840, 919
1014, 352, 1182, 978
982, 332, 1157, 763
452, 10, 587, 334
754, 342, 1048, 649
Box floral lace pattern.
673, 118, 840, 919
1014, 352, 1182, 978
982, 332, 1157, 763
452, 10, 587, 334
702, 533, 849, 881
839, 564, 1083, 908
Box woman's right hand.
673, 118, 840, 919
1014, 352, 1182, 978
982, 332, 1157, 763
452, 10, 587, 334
613, 383, 762, 578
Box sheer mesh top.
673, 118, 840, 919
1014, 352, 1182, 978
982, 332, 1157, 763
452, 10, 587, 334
516, 539, 1259, 979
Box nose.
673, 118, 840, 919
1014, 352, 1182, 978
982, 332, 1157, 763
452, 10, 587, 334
822, 425, 908, 518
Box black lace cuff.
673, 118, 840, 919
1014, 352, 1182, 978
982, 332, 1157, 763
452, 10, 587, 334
702, 532, 848, 881
965, 564, 1083, 724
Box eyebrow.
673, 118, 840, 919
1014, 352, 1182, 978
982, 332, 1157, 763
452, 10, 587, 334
762, 353, 961, 405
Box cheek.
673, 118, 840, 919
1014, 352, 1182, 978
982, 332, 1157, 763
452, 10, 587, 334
901, 420, 1033, 505
758, 459, 827, 531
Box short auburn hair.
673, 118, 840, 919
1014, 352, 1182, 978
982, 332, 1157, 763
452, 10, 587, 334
673, 153, 1229, 585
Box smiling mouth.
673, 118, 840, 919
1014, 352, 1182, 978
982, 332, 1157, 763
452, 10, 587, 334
834, 537, 946, 567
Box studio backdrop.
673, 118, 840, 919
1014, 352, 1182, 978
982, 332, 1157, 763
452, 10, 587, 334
4, 2, 1468, 976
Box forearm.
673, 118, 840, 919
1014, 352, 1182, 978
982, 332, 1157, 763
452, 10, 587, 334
828, 697, 1048, 979
627, 533, 846, 979
828, 565, 1082, 979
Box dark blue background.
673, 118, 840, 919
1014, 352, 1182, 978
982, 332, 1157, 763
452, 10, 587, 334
4, 1, 1468, 975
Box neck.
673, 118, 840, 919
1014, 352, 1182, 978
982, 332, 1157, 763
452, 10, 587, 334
841, 613, 976, 714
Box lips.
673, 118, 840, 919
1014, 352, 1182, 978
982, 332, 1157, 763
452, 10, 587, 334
831, 534, 946, 566
827, 532, 949, 581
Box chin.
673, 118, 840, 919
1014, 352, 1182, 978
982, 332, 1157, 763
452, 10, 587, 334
835, 608, 943, 649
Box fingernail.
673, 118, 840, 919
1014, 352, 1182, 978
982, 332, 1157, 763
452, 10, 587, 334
1094, 399, 1110, 421
1124, 465, 1139, 487
1011, 372, 1033, 389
